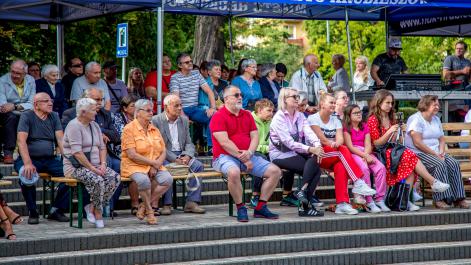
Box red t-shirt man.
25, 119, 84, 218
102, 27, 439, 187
210, 105, 257, 159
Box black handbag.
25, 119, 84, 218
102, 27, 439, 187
67, 125, 94, 168
385, 181, 410, 211
374, 124, 406, 175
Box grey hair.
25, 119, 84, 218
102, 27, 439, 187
41, 64, 59, 78
260, 63, 275, 77
298, 91, 308, 103
11, 60, 28, 73
134, 99, 153, 118
223, 85, 239, 98
206, 59, 221, 71
83, 87, 103, 98
278, 87, 298, 111
163, 93, 180, 106
84, 61, 100, 74
240, 59, 257, 72
76, 98, 97, 116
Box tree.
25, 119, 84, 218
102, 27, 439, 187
192, 16, 226, 66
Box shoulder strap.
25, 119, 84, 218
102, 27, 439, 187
105, 81, 121, 103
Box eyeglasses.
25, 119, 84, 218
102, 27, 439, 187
71, 64, 83, 68
286, 95, 300, 100
29, 69, 40, 72
139, 108, 153, 113
248, 65, 257, 70
181, 60, 193, 65
227, 93, 243, 98
37, 99, 54, 103
352, 111, 362, 115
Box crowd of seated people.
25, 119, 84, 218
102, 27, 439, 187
1, 39, 471, 239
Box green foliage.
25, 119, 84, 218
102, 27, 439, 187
304, 20, 471, 81
0, 12, 195, 76
223, 18, 303, 78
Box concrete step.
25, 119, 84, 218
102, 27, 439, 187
1, 206, 470, 259
167, 241, 471, 265
6, 185, 342, 216
2, 225, 471, 264
390, 259, 471, 265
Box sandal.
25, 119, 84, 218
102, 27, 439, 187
146, 210, 158, 225
10, 214, 23, 225
130, 207, 138, 216
0, 218, 16, 240
136, 203, 146, 220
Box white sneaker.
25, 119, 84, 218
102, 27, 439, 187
431, 179, 450, 193
366, 202, 381, 213
408, 201, 420, 212
335, 202, 359, 215
353, 193, 366, 205
352, 179, 376, 196
412, 189, 423, 202
84, 204, 96, 224
375, 200, 391, 212
95, 219, 104, 228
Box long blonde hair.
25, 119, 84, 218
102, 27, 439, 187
127, 67, 145, 97
355, 56, 370, 84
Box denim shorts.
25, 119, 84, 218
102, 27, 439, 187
212, 154, 271, 178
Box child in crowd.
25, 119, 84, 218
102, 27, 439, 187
250, 99, 274, 207
343, 104, 389, 213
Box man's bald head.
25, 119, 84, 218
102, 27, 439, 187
33, 92, 50, 103
84, 88, 104, 110
33, 92, 53, 114
303, 54, 320, 74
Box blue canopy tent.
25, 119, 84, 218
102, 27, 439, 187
2, 0, 471, 107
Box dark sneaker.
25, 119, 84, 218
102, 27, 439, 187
250, 195, 260, 208
298, 206, 324, 217
294, 190, 308, 205
237, 206, 249, 222
254, 205, 279, 219
310, 195, 324, 207
48, 211, 70, 222
280, 192, 300, 207
28, 211, 39, 225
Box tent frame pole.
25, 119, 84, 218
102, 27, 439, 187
56, 23, 64, 71
345, 8, 355, 103
156, 2, 164, 114
229, 15, 234, 66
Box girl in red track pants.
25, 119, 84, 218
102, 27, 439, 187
320, 145, 363, 204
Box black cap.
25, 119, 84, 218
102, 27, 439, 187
103, 61, 117, 69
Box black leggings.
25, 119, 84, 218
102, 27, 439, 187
273, 154, 321, 200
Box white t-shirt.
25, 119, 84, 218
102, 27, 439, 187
308, 113, 342, 141
405, 112, 444, 153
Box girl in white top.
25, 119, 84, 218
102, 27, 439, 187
308, 93, 376, 215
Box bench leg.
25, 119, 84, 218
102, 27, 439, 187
77, 184, 83, 229
181, 180, 186, 210
69, 186, 74, 227
42, 180, 47, 218
242, 175, 246, 203
172, 179, 178, 210
420, 177, 426, 207
228, 194, 233, 217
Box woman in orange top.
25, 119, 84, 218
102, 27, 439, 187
121, 99, 172, 225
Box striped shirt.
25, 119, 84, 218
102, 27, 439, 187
169, 70, 208, 108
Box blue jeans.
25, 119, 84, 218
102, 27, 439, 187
162, 151, 204, 205
14, 157, 69, 213
183, 106, 212, 147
